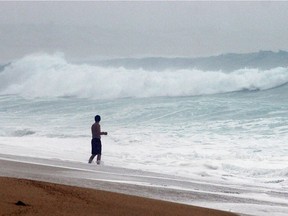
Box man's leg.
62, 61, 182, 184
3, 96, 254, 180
96, 154, 101, 164
88, 154, 96, 163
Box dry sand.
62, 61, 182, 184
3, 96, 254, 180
0, 177, 238, 216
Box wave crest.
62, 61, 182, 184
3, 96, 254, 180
13, 129, 36, 137
1, 53, 288, 99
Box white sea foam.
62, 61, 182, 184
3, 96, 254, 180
1, 53, 288, 99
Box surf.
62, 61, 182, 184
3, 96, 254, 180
1, 53, 288, 99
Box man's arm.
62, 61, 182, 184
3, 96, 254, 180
99, 125, 108, 135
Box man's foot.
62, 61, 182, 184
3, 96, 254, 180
88, 159, 93, 164
96, 160, 101, 165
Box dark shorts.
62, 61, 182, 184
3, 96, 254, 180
91, 138, 102, 155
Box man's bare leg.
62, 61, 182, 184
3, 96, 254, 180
88, 154, 96, 163
96, 154, 101, 165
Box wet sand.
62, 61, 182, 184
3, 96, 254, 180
0, 177, 238, 216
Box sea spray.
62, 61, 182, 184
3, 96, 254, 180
1, 53, 288, 99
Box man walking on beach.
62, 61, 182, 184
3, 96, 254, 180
88, 115, 108, 165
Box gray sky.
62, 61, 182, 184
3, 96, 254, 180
0, 1, 288, 63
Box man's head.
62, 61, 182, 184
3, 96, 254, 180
95, 115, 101, 122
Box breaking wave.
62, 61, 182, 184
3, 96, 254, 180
1, 53, 288, 99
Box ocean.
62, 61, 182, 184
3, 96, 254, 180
1, 53, 288, 194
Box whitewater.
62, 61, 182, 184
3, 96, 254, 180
1, 53, 288, 215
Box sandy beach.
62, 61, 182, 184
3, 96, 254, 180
0, 154, 244, 216
1, 153, 287, 216
0, 177, 238, 216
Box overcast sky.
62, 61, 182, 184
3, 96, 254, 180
1, 1, 288, 63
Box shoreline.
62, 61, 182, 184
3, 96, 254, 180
0, 176, 238, 216
0, 154, 243, 216
1, 154, 286, 216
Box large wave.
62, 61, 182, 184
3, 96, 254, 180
1, 53, 288, 99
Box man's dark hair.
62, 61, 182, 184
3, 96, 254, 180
95, 115, 101, 122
